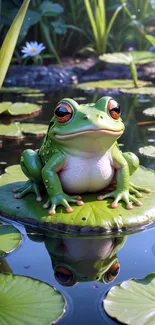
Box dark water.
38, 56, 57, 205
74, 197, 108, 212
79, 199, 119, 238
0, 88, 155, 324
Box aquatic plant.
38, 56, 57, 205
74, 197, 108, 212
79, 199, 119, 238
83, 0, 123, 55
21, 41, 45, 64
0, 0, 30, 88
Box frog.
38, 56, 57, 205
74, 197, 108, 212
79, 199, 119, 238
13, 96, 150, 215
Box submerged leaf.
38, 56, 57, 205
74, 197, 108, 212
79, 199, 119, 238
139, 146, 155, 157
103, 273, 155, 325
0, 273, 66, 325
0, 102, 41, 116
0, 165, 155, 234
0, 123, 48, 138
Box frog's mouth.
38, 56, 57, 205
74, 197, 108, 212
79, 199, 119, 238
55, 129, 123, 139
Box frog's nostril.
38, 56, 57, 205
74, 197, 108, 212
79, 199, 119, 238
100, 115, 103, 119
83, 115, 89, 120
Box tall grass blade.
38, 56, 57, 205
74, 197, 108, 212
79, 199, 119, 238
0, 0, 30, 88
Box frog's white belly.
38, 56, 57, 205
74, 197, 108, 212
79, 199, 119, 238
58, 152, 114, 193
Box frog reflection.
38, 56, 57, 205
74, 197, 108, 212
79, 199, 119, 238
45, 235, 127, 286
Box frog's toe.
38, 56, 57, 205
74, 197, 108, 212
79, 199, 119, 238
129, 194, 142, 207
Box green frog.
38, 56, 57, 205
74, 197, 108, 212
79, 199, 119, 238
13, 96, 150, 214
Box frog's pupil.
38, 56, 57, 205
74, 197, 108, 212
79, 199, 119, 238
55, 106, 71, 117
110, 266, 119, 276
55, 271, 71, 282
111, 105, 120, 114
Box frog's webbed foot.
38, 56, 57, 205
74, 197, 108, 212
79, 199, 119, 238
13, 181, 42, 202
97, 189, 142, 210
43, 193, 84, 215
129, 182, 151, 198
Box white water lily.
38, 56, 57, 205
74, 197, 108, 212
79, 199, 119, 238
21, 41, 45, 58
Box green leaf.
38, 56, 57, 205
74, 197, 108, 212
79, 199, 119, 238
0, 223, 22, 255
0, 87, 43, 94
121, 86, 155, 95
143, 107, 155, 117
20, 9, 41, 38
0, 0, 30, 88
39, 1, 64, 17
0, 102, 41, 116
139, 145, 155, 157
99, 51, 155, 65
51, 18, 67, 35
77, 80, 149, 90
0, 123, 48, 139
0, 273, 65, 325
103, 273, 155, 325
145, 34, 155, 46
0, 165, 155, 234
148, 127, 155, 131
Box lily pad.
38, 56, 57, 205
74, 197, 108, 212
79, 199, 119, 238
0, 273, 65, 325
0, 87, 43, 94
0, 165, 155, 234
0, 102, 41, 116
103, 273, 155, 325
0, 123, 48, 139
148, 127, 155, 131
143, 107, 155, 117
121, 86, 155, 95
77, 80, 149, 91
99, 51, 155, 65
0, 223, 22, 256
139, 146, 155, 157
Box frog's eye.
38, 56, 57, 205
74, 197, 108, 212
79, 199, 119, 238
54, 266, 75, 286
55, 102, 73, 123
103, 261, 119, 283
108, 99, 121, 120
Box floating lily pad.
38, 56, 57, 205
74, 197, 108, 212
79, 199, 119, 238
0, 87, 42, 94
143, 107, 155, 117
139, 146, 155, 157
0, 165, 154, 234
103, 273, 155, 325
121, 86, 155, 95
0, 123, 48, 139
148, 127, 155, 131
77, 80, 149, 91
0, 102, 41, 116
99, 51, 155, 65
0, 273, 65, 325
0, 223, 22, 256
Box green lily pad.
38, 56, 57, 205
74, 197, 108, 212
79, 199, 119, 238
139, 146, 155, 157
143, 107, 155, 117
0, 223, 22, 256
0, 273, 65, 325
0, 123, 48, 139
121, 86, 155, 95
77, 80, 149, 91
148, 127, 155, 131
0, 87, 43, 94
103, 273, 155, 325
99, 51, 155, 65
0, 165, 155, 234
0, 102, 41, 116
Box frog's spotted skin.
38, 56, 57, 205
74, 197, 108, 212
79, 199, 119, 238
13, 96, 150, 214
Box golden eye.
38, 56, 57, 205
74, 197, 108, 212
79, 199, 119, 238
54, 266, 74, 286
104, 261, 119, 283
55, 102, 73, 123
108, 99, 121, 120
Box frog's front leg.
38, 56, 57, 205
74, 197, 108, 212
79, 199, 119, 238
13, 149, 43, 201
42, 152, 84, 215
122, 152, 151, 197
97, 146, 142, 209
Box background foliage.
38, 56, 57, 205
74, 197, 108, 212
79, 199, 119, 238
1, 0, 155, 64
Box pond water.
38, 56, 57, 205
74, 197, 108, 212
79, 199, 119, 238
0, 87, 155, 325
